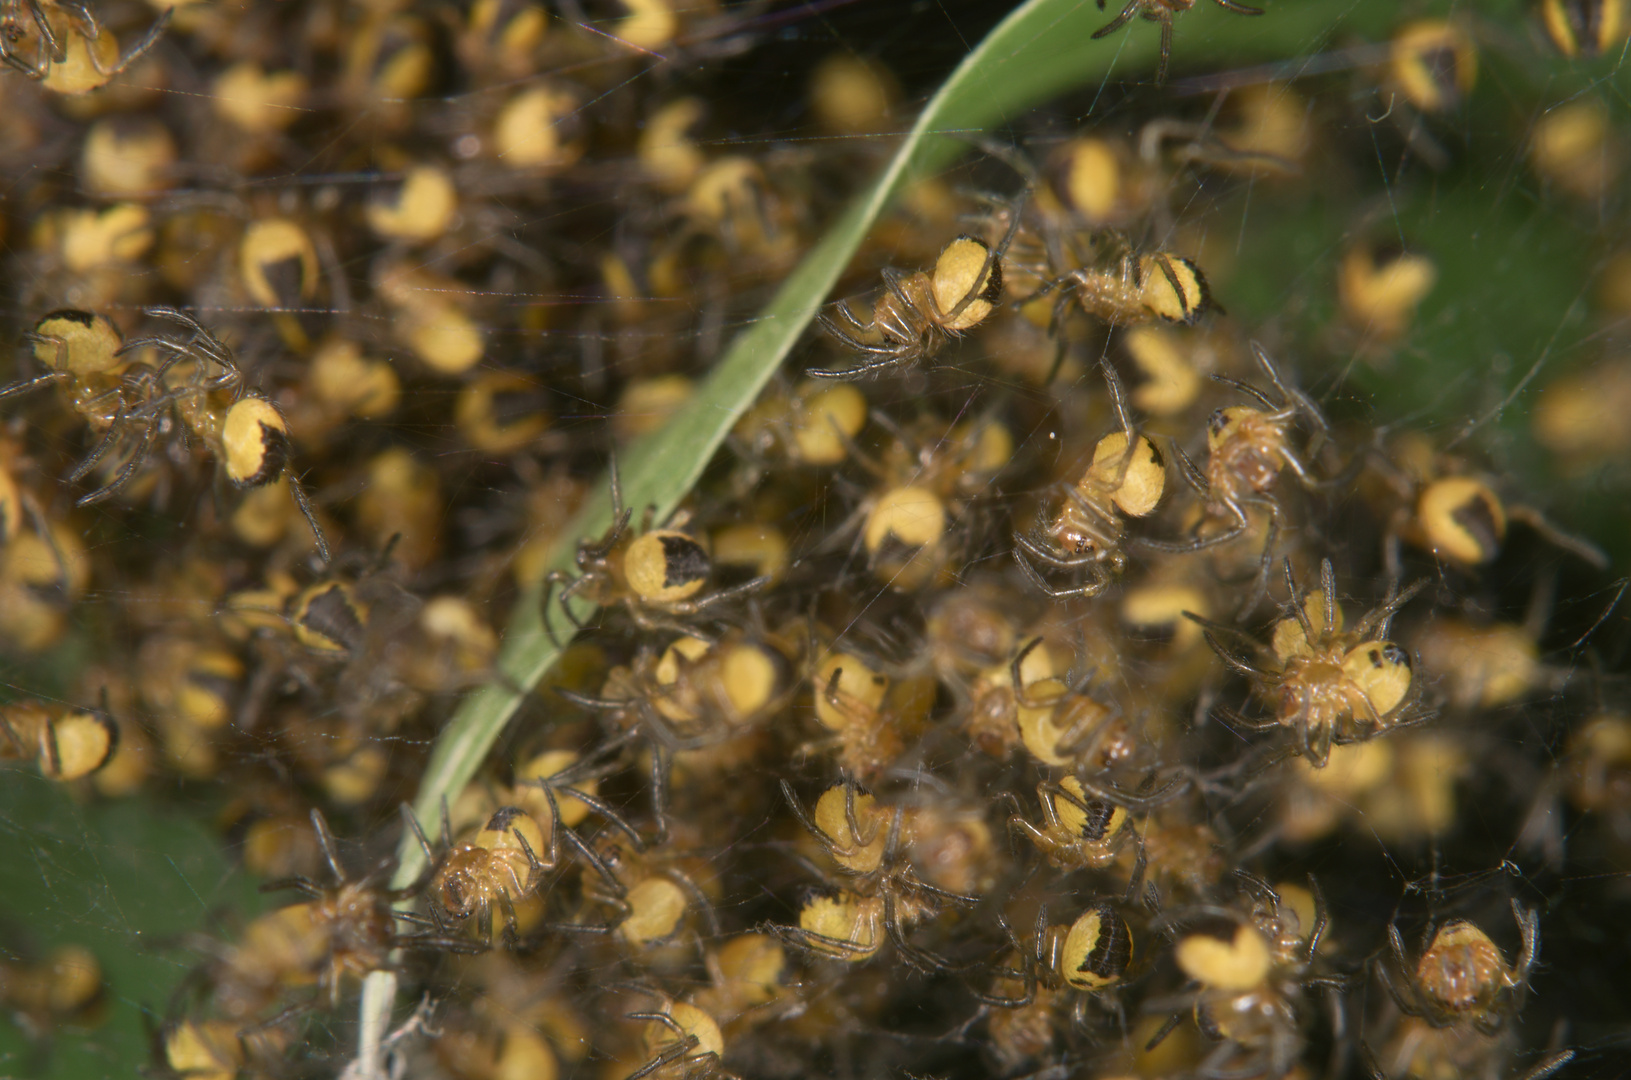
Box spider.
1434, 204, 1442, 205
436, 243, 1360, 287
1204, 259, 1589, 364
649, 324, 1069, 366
1003, 637, 1138, 770
0, 0, 171, 92
541, 463, 769, 646
0, 697, 117, 781
1011, 229, 1215, 363
1068, 246, 1213, 328
17, 308, 330, 558
1363, 430, 1608, 579
1014, 365, 1167, 600
1009, 776, 1138, 873
206, 810, 477, 1027
805, 645, 939, 779
1091, 0, 1263, 85
561, 630, 795, 757
1154, 871, 1346, 1080
771, 780, 981, 974
406, 804, 553, 942
1377, 900, 1539, 1037
626, 996, 739, 1080
1146, 343, 1340, 610
809, 202, 1025, 379
1189, 559, 1427, 767
977, 900, 1135, 1028
819, 407, 1014, 592
583, 828, 720, 951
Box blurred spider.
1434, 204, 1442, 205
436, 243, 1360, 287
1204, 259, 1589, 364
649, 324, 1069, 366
1154, 871, 1345, 1080
772, 780, 981, 974
201, 810, 477, 1030
0, 0, 171, 89
1092, 0, 1263, 85
1014, 365, 1166, 599
626, 996, 737, 1080
1378, 900, 1539, 1036
1148, 343, 1339, 609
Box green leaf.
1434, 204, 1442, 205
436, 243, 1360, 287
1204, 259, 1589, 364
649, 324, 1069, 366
0, 777, 261, 1079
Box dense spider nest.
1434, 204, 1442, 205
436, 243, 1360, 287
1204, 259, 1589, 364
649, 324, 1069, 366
1, 2, 1631, 1079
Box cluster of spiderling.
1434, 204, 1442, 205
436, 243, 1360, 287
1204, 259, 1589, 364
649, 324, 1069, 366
1, 0, 1630, 1078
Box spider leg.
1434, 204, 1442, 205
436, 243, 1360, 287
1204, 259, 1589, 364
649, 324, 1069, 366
76, 416, 157, 506
1090, 0, 1143, 40
1518, 1052, 1576, 1080
647, 743, 670, 848
815, 321, 904, 359
765, 920, 877, 959
941, 186, 1027, 323
19, 491, 71, 593
0, 371, 67, 403
1195, 627, 1269, 682
1143, 1011, 1185, 1053
1077, 771, 1192, 814
308, 809, 346, 883
538, 571, 576, 649
1009, 637, 1049, 707
808, 350, 912, 379
1121, 829, 1149, 905
1210, 373, 1280, 411
670, 573, 773, 614
622, 1034, 696, 1080
881, 893, 969, 975
286, 470, 332, 564
826, 299, 876, 336
26, 0, 65, 61
1103, 361, 1137, 438
1283, 558, 1319, 643
560, 823, 626, 898
1013, 534, 1104, 572
1304, 874, 1330, 960
1508, 504, 1611, 569
779, 780, 857, 862
1352, 576, 1428, 641
1233, 511, 1280, 623
0, 42, 42, 78
67, 411, 126, 483
554, 571, 592, 623
1169, 437, 1210, 493
1213, 0, 1264, 12
1013, 548, 1109, 599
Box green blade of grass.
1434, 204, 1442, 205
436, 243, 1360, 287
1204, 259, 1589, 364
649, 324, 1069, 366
359, 0, 1403, 1062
